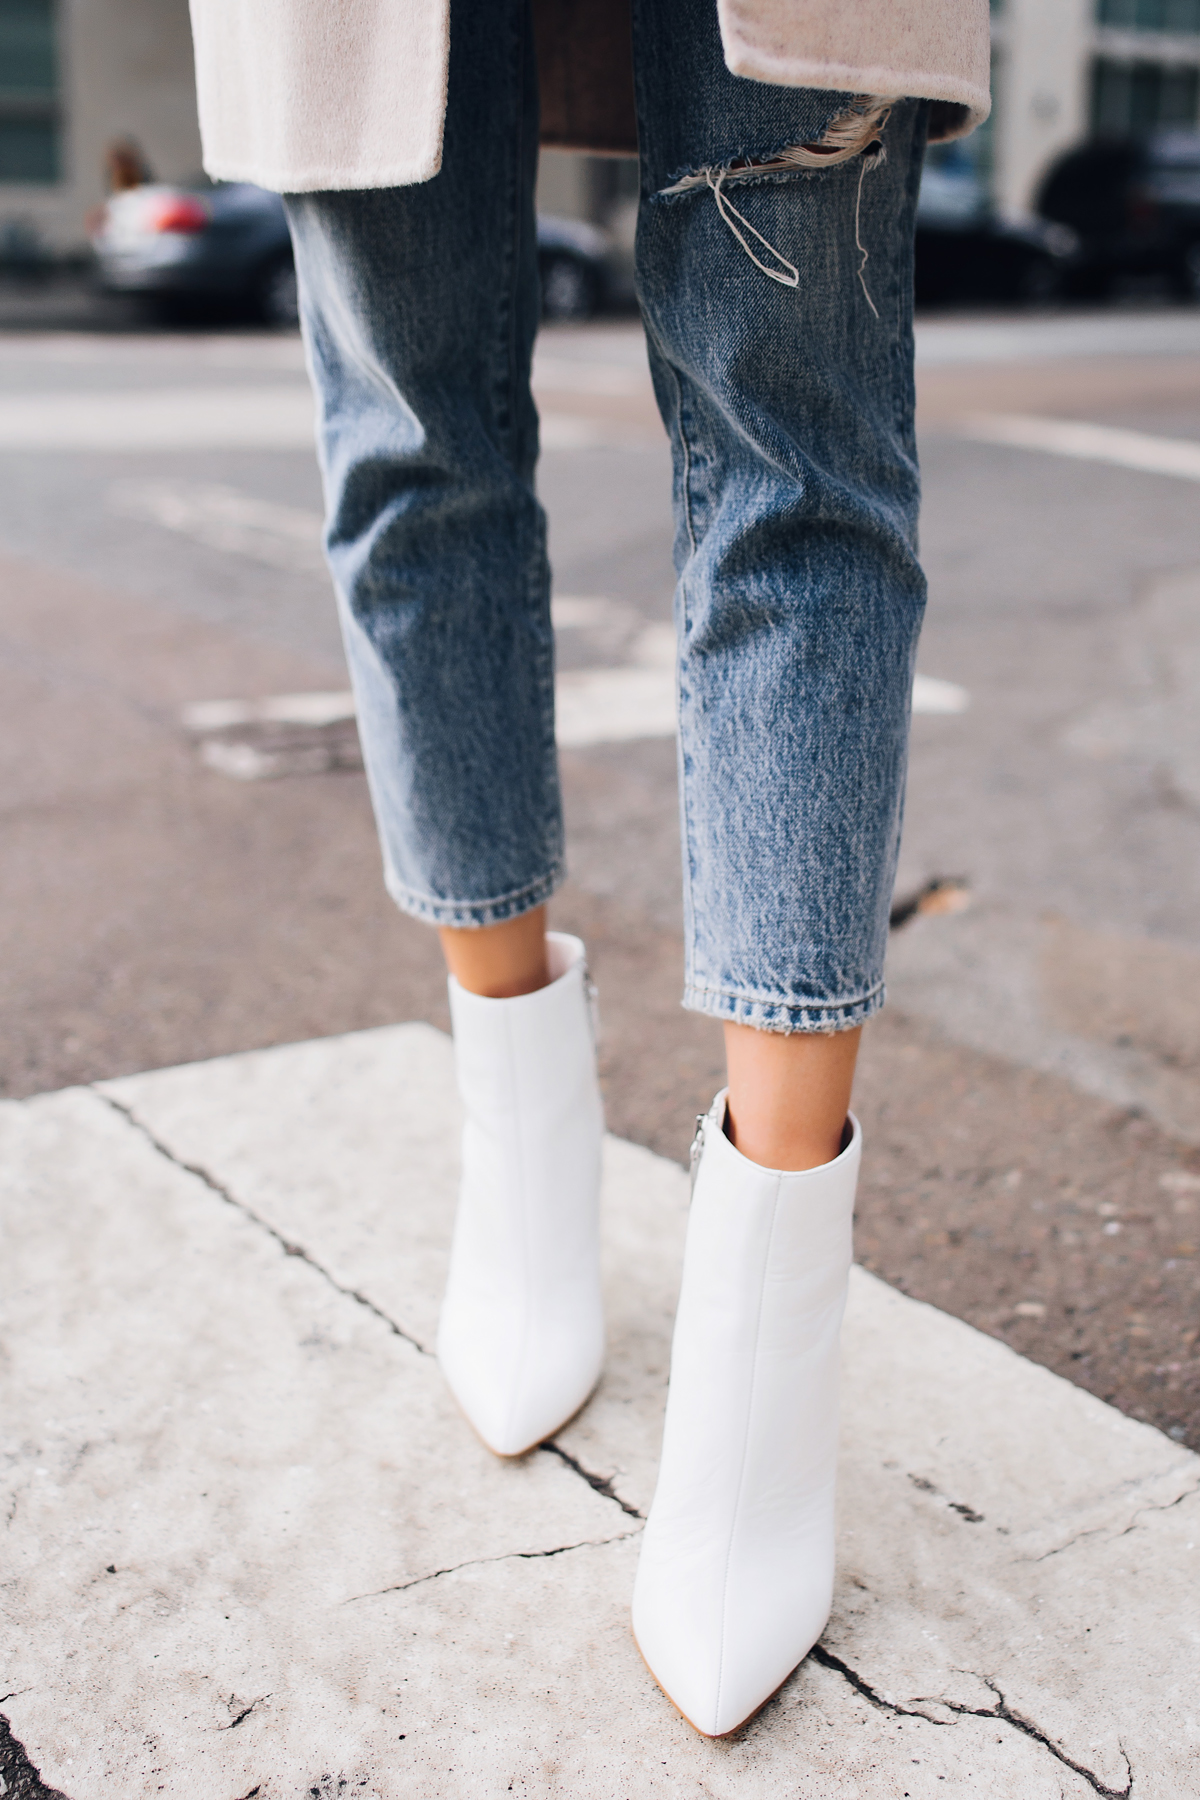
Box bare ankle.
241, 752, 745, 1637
722, 1020, 861, 1172
439, 905, 551, 999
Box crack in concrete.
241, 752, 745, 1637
342, 1529, 642, 1604
539, 1442, 645, 1519
907, 1472, 985, 1524
91, 1093, 657, 1535
95, 1091, 430, 1357
1033, 1472, 1200, 1562
218, 1693, 271, 1731
0, 1711, 74, 1800
810, 1647, 1133, 1799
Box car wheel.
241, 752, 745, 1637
257, 256, 300, 327
539, 253, 599, 322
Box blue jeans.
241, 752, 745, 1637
285, 0, 928, 1034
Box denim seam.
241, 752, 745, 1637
683, 1001, 884, 1036
885, 104, 907, 439
668, 353, 700, 997
383, 861, 563, 928
895, 101, 927, 449
671, 367, 698, 562
683, 979, 886, 1031
488, 0, 522, 456
517, 0, 561, 883
685, 973, 885, 1007
504, 0, 561, 890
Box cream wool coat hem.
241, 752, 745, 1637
189, 0, 990, 195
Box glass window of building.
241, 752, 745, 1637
1092, 58, 1200, 129
1098, 0, 1200, 29
0, 0, 60, 183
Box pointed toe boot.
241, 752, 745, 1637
632, 1088, 860, 1736
437, 932, 605, 1458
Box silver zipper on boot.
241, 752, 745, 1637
583, 960, 600, 1045
689, 1112, 707, 1198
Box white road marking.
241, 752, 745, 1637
0, 333, 309, 369
551, 595, 621, 628
197, 738, 351, 781
185, 658, 966, 773
182, 692, 356, 733
912, 674, 970, 715
0, 386, 317, 450
110, 479, 325, 573
539, 412, 662, 450
915, 311, 1200, 366
0, 388, 656, 454
958, 412, 1200, 483
555, 665, 677, 747
128, 482, 967, 751
531, 354, 650, 396
538, 414, 605, 451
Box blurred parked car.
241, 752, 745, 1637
1037, 130, 1200, 300
92, 181, 624, 326
538, 214, 607, 319
92, 181, 298, 324
915, 143, 1077, 307
536, 212, 635, 319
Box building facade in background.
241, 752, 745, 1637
991, 0, 1200, 214
0, 0, 200, 255
6, 0, 1200, 256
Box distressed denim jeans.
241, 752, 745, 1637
285, 0, 929, 1034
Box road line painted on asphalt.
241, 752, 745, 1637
531, 354, 650, 396
107, 473, 970, 736
107, 485, 670, 589
0, 389, 658, 453
912, 673, 970, 714
555, 666, 677, 746
551, 595, 622, 628
0, 333, 310, 369
539, 413, 663, 451
110, 479, 326, 573
183, 666, 968, 771
182, 692, 357, 733
111, 478, 968, 741
0, 386, 318, 450
958, 412, 1200, 483
915, 311, 1200, 366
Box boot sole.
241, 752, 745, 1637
442, 1366, 603, 1461
631, 1621, 804, 1739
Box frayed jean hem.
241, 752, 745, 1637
383, 862, 564, 930
682, 978, 885, 1035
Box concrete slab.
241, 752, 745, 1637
101, 1026, 686, 1512
2, 1025, 1198, 1797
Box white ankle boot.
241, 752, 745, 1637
437, 932, 605, 1457
632, 1089, 860, 1736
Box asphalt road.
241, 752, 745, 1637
1, 303, 1198, 1454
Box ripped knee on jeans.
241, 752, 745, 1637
658, 97, 895, 304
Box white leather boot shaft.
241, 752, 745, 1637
632, 1089, 860, 1737
438, 932, 605, 1458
